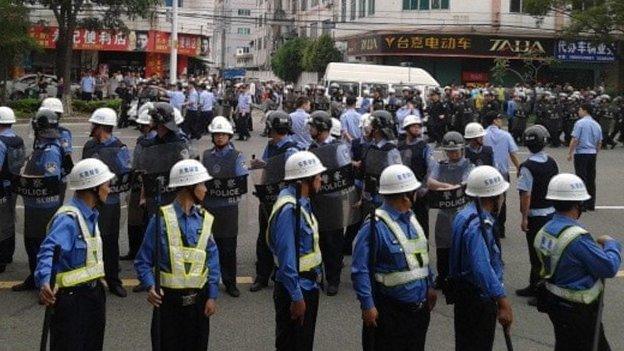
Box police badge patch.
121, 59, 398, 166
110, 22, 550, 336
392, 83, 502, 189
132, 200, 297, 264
45, 162, 58, 174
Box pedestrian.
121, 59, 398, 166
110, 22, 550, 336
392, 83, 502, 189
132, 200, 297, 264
266, 151, 325, 351
463, 122, 494, 167
515, 125, 558, 306
135, 159, 220, 351
351, 164, 437, 351
82, 108, 132, 298
199, 84, 216, 137
235, 84, 252, 141
0, 107, 25, 273
39, 98, 74, 198
340, 96, 362, 142
80, 71, 96, 101
395, 99, 419, 141
483, 111, 520, 238
534, 173, 621, 351
425, 89, 447, 145
12, 109, 64, 292
202, 116, 249, 297
249, 111, 300, 292
567, 103, 602, 211
448, 165, 514, 351
184, 82, 200, 137
290, 97, 313, 149
36, 158, 115, 351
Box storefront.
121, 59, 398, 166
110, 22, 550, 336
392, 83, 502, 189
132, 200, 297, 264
345, 32, 620, 87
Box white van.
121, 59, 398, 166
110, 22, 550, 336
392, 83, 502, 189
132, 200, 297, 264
323, 62, 440, 105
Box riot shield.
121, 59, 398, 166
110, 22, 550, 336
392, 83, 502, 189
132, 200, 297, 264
363, 148, 392, 194
310, 143, 361, 231
205, 176, 248, 201
427, 185, 469, 209
251, 153, 288, 205
90, 147, 134, 195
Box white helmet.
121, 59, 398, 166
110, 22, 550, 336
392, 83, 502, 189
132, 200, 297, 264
465, 166, 510, 197
40, 97, 64, 114
68, 158, 116, 190
330, 118, 341, 138
138, 102, 154, 118
464, 122, 486, 139
168, 159, 213, 188
208, 116, 234, 135
0, 106, 17, 124
360, 113, 373, 129
402, 115, 423, 129
89, 107, 117, 127
378, 164, 422, 195
546, 173, 591, 202
173, 107, 184, 125
284, 151, 327, 181
136, 108, 152, 125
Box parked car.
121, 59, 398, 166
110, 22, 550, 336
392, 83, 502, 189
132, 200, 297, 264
2, 74, 80, 100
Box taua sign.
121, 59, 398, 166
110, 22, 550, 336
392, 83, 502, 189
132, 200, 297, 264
488, 39, 546, 54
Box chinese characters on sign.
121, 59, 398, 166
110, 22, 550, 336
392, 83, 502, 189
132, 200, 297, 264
384, 35, 472, 51
555, 40, 615, 62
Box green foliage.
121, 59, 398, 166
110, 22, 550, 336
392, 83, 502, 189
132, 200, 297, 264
7, 98, 40, 114
271, 37, 310, 83
302, 35, 343, 75
490, 52, 557, 85
8, 98, 122, 116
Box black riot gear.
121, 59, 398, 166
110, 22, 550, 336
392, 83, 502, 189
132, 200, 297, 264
523, 125, 550, 153
370, 110, 396, 140
309, 111, 332, 132
267, 111, 292, 134
441, 131, 465, 150
149, 102, 178, 132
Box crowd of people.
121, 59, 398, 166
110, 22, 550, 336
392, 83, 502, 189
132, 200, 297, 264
0, 73, 622, 350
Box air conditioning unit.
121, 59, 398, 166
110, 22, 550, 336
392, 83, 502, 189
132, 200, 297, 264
236, 48, 245, 55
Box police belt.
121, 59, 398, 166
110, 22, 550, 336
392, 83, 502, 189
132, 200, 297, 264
205, 175, 248, 199
427, 185, 468, 209
108, 171, 136, 194
11, 175, 60, 197
162, 287, 204, 307
142, 173, 176, 197
253, 181, 287, 204
317, 164, 355, 195
57, 279, 100, 295
374, 290, 427, 312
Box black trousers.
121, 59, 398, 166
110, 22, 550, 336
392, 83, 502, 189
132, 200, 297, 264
51, 283, 106, 351
255, 203, 274, 284
97, 203, 121, 287
24, 206, 59, 283
574, 154, 597, 210
526, 215, 551, 288
153, 290, 210, 351
0, 194, 17, 265
343, 221, 361, 256
429, 123, 446, 144
496, 173, 509, 237
236, 112, 251, 138
363, 294, 430, 351
200, 111, 214, 135
546, 293, 610, 351
127, 224, 146, 259
454, 297, 497, 351
413, 199, 430, 239
274, 283, 319, 351
81, 92, 93, 101
182, 110, 198, 138
320, 229, 344, 286
215, 237, 237, 287
436, 248, 450, 285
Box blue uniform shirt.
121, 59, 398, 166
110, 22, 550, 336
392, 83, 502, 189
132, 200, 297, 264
200, 90, 216, 112
134, 200, 221, 298
517, 151, 555, 217
187, 89, 199, 111
23, 138, 63, 209
34, 197, 99, 287
351, 203, 433, 310
203, 144, 248, 208
167, 90, 186, 111
58, 127, 73, 154
268, 186, 321, 301
450, 202, 506, 300
484, 125, 518, 176
262, 136, 298, 161
395, 107, 420, 136
80, 76, 95, 93
237, 93, 251, 113
540, 214, 621, 290
571, 116, 603, 155
340, 108, 362, 140
0, 128, 17, 188
290, 109, 312, 150
358, 98, 371, 114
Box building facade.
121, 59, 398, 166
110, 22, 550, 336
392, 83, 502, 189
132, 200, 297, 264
213, 0, 258, 68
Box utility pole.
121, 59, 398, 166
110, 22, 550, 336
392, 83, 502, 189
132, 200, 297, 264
170, 0, 179, 84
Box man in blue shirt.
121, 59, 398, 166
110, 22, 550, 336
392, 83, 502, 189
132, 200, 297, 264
166, 83, 186, 112
202, 116, 248, 297
340, 95, 362, 142
395, 100, 420, 141
568, 103, 602, 211
184, 82, 200, 138
235, 84, 252, 141
352, 164, 437, 351
82, 108, 132, 298
449, 165, 514, 351
484, 111, 520, 238
534, 173, 621, 351
135, 159, 220, 351
266, 151, 325, 351
199, 84, 216, 138
80, 71, 96, 101
36, 158, 115, 350
290, 96, 313, 149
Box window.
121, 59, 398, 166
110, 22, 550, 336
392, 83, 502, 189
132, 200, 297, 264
310, 22, 318, 38
301, 0, 307, 11
358, 0, 365, 17
292, 0, 297, 13
299, 26, 307, 37
341, 0, 346, 22
238, 9, 251, 16
368, 0, 374, 14
403, 0, 447, 10
322, 20, 332, 35
238, 27, 251, 35
350, 0, 356, 20
510, 0, 522, 12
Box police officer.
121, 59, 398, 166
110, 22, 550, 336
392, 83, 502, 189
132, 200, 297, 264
371, 89, 385, 112
36, 158, 114, 350
395, 99, 420, 141
596, 95, 617, 149
340, 96, 363, 142
480, 90, 500, 124
449, 165, 514, 351
510, 92, 529, 144
515, 125, 559, 306
352, 164, 437, 351
0, 107, 25, 273
564, 93, 582, 146
135, 159, 220, 351
464, 122, 494, 167
386, 88, 400, 118
82, 108, 131, 297
266, 151, 325, 351
426, 89, 448, 145
534, 173, 621, 351
398, 115, 433, 237
312, 86, 330, 112
202, 116, 248, 297
12, 109, 64, 292
249, 111, 300, 292
427, 131, 473, 288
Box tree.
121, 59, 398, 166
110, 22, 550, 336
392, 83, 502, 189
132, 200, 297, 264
28, 0, 160, 111
0, 0, 39, 104
490, 52, 558, 85
524, 0, 624, 57
302, 34, 342, 75
271, 37, 309, 83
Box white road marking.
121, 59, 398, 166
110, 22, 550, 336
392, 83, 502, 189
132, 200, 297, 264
595, 206, 624, 210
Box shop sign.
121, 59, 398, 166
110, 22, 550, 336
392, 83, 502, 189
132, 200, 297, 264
554, 40, 616, 62
462, 71, 488, 83
148, 31, 200, 56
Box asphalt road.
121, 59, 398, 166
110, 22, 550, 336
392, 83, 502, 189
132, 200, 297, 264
1, 114, 623, 350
